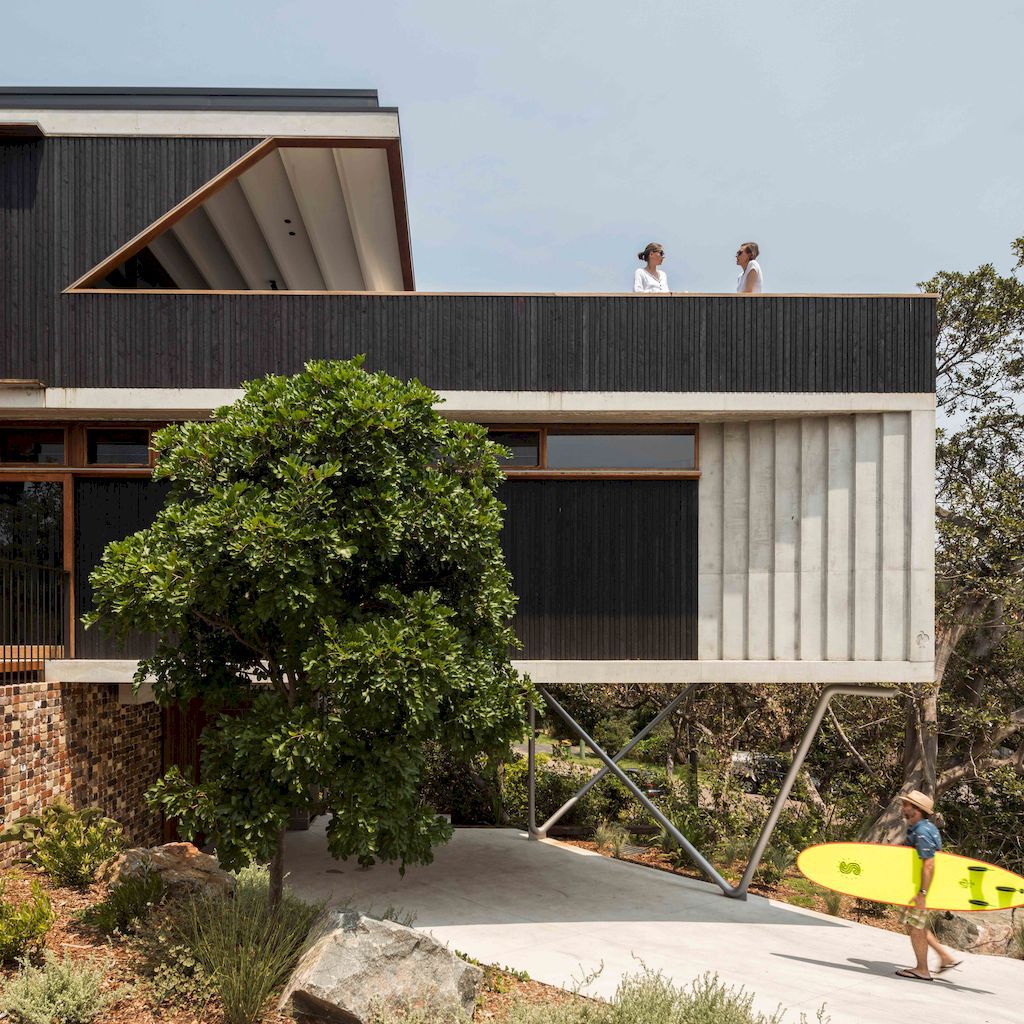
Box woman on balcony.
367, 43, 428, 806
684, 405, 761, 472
634, 243, 669, 293
736, 242, 764, 293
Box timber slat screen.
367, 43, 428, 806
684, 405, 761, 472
1, 559, 67, 683
73, 478, 170, 658
499, 480, 698, 659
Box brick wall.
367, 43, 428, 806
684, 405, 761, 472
0, 680, 162, 866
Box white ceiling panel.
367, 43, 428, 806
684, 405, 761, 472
148, 231, 209, 289
237, 149, 326, 290
204, 179, 283, 290
171, 207, 246, 290
278, 147, 365, 291
334, 148, 404, 291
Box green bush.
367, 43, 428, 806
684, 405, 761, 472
0, 880, 55, 964
593, 718, 634, 756
502, 757, 633, 830
593, 821, 631, 858
632, 734, 672, 767
0, 800, 124, 889
139, 932, 216, 1010
754, 847, 795, 887
500, 970, 829, 1024
165, 863, 322, 1024
80, 867, 167, 934
0, 952, 120, 1024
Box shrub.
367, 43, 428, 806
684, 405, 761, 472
502, 757, 633, 830
80, 867, 167, 934
0, 800, 124, 889
139, 933, 216, 1010
632, 734, 672, 768
0, 880, 55, 964
755, 848, 795, 887
818, 888, 842, 917
165, 864, 322, 1024
593, 718, 633, 756
501, 969, 829, 1023
593, 821, 631, 859
0, 952, 120, 1024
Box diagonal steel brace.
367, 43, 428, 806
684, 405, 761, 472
527, 682, 897, 900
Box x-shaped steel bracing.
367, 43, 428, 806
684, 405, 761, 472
527, 683, 897, 899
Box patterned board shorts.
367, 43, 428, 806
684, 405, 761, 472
898, 905, 929, 930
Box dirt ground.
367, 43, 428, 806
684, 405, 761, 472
0, 867, 575, 1023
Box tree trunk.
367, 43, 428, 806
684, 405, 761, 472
269, 826, 286, 912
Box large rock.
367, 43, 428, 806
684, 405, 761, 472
279, 910, 482, 1023
932, 907, 1023, 956
98, 842, 235, 897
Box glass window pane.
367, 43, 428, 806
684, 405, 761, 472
0, 429, 64, 465
490, 431, 540, 467
545, 433, 695, 470
87, 429, 151, 465
0, 481, 64, 567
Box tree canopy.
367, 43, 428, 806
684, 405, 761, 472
87, 358, 530, 892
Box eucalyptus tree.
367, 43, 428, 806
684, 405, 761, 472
87, 358, 530, 907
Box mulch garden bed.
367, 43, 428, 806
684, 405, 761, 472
0, 866, 575, 1023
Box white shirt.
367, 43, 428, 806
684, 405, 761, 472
634, 267, 669, 293
736, 259, 763, 294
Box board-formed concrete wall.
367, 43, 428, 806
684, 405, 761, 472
697, 411, 934, 665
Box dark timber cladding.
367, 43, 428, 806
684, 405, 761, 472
74, 478, 170, 658
500, 480, 697, 659
0, 136, 936, 392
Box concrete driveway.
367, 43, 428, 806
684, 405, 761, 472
284, 823, 1021, 1024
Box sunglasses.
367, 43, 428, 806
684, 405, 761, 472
736, 249, 750, 256
651, 250, 665, 257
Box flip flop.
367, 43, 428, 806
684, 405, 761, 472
895, 969, 933, 981
937, 960, 963, 973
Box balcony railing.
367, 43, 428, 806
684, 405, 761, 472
1, 559, 68, 683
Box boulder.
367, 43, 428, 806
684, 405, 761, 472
98, 842, 235, 897
278, 910, 482, 1023
932, 907, 1023, 956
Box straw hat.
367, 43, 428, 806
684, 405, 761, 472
900, 789, 934, 815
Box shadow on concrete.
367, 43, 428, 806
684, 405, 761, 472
773, 954, 995, 996
286, 825, 847, 929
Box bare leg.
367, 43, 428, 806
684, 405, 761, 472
908, 927, 931, 977
926, 930, 958, 968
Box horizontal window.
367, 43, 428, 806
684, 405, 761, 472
546, 433, 694, 470
0, 429, 65, 465
87, 428, 151, 466
488, 426, 697, 475
491, 431, 540, 468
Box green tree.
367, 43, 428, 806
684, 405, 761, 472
863, 238, 1024, 841
86, 358, 530, 906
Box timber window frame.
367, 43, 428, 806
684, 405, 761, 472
489, 424, 700, 480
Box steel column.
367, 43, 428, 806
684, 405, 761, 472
535, 684, 697, 837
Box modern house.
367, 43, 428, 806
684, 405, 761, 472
0, 88, 936, 858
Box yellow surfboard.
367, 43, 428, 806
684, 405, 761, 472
797, 842, 1024, 912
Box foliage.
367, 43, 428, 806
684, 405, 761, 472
138, 932, 216, 1011
419, 741, 513, 826
754, 848, 795, 887
593, 718, 634, 756
498, 970, 828, 1024
162, 864, 322, 1024
80, 867, 166, 934
502, 757, 634, 830
632, 734, 672, 767
0, 952, 121, 1024
85, 359, 531, 885
0, 880, 55, 964
817, 887, 843, 917
0, 800, 124, 889
593, 821, 631, 858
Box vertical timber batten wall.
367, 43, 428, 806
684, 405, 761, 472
697, 411, 935, 665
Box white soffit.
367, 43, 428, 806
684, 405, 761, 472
0, 389, 935, 419
93, 143, 403, 293
0, 108, 400, 138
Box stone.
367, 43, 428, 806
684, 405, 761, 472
98, 842, 235, 897
931, 907, 1023, 956
278, 910, 483, 1023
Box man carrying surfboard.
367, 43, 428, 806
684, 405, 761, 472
895, 790, 962, 981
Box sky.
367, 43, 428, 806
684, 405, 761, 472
5, 1, 1023, 294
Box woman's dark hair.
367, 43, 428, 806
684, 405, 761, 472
638, 242, 664, 262
740, 241, 760, 259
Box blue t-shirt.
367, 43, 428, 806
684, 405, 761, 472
906, 819, 942, 860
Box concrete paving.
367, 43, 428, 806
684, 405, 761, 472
285, 823, 1022, 1024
